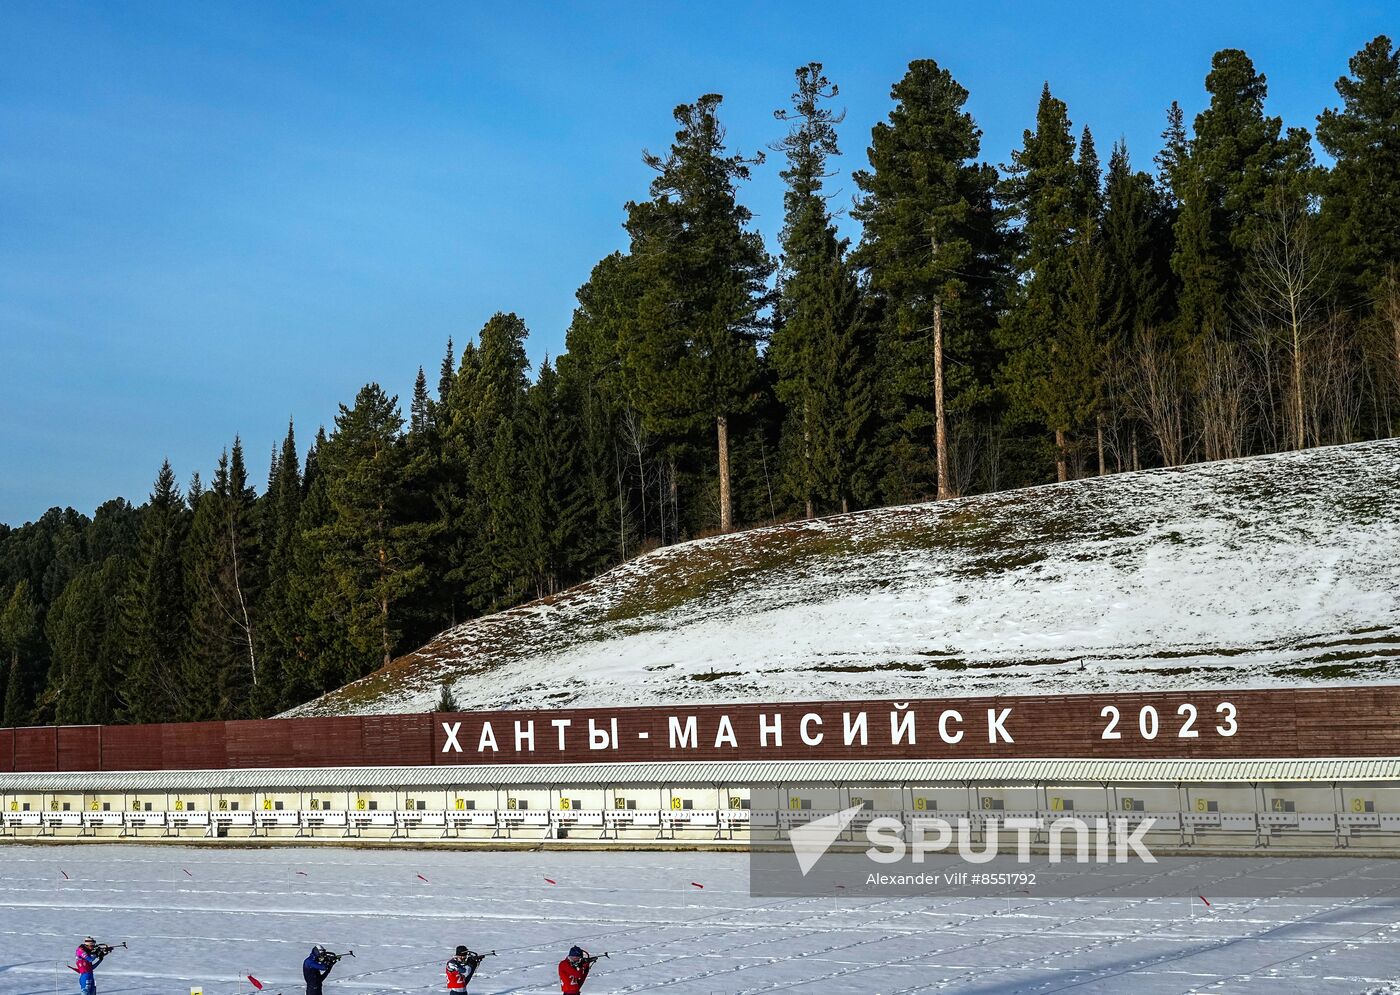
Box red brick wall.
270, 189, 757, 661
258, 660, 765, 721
3, 686, 1396, 773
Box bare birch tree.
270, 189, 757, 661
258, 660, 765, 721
1126, 326, 1188, 467
1240, 193, 1332, 450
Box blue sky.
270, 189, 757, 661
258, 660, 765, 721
0, 1, 1392, 525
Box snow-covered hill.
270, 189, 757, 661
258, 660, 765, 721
293, 440, 1400, 716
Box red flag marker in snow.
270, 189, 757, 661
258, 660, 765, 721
544, 877, 557, 885
690, 882, 704, 889
247, 974, 264, 990
60, 869, 69, 880
1198, 895, 1212, 908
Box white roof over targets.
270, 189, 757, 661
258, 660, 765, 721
1, 757, 1398, 792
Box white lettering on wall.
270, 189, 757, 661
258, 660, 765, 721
938, 710, 963, 744
715, 715, 738, 749
843, 711, 868, 747
890, 705, 916, 746
670, 715, 698, 750
760, 713, 783, 747
987, 708, 1014, 744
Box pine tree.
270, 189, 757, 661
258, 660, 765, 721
1171, 49, 1314, 341
621, 94, 774, 533
1317, 35, 1400, 304
119, 461, 189, 723
86, 498, 141, 564
436, 680, 459, 712
853, 60, 1007, 502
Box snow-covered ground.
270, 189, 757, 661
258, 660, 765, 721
2, 845, 1399, 994
297, 441, 1400, 716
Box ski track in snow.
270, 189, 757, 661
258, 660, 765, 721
294, 440, 1400, 717
2, 845, 1399, 993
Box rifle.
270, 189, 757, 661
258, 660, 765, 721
464, 949, 495, 966
580, 952, 609, 967
323, 949, 355, 965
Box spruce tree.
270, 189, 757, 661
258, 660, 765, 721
438, 338, 483, 621
463, 313, 532, 611
560, 252, 648, 555
853, 60, 1007, 501
119, 461, 189, 723
183, 439, 261, 719
437, 337, 455, 407
1104, 140, 1173, 339
410, 367, 434, 435
517, 360, 590, 598
255, 421, 300, 713
0, 581, 41, 726
46, 559, 127, 725
182, 462, 223, 719
1155, 101, 1189, 200
621, 94, 774, 533
280, 428, 355, 706
313, 385, 427, 676
997, 84, 1084, 480
770, 63, 874, 516
1061, 129, 1122, 474
1103, 140, 1175, 468
401, 364, 452, 649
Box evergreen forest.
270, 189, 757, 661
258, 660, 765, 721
4, 40, 1400, 725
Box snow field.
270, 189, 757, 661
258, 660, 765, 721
0, 845, 1398, 993
302, 440, 1400, 716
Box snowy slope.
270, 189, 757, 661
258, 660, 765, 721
2, 844, 1399, 994
295, 440, 1400, 717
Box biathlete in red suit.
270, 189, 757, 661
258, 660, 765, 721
74, 937, 105, 994
558, 945, 591, 993
446, 945, 482, 991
